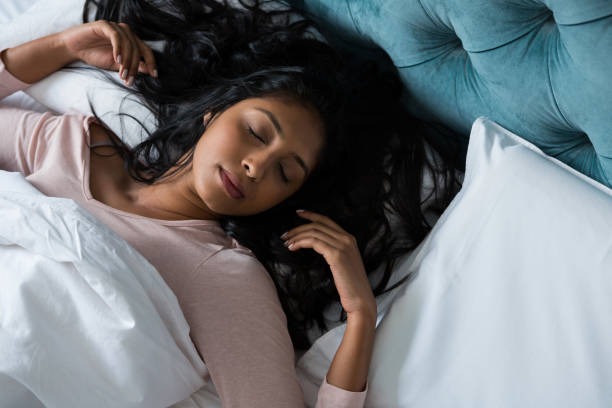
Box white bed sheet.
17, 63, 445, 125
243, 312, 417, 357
0, 169, 208, 407
297, 118, 612, 407
3, 0, 611, 407
0, 0, 65, 113
0, 0, 36, 24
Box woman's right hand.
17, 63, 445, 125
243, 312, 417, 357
59, 20, 157, 86
282, 210, 377, 321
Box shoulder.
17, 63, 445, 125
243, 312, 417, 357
88, 118, 128, 148
23, 111, 101, 156
200, 247, 276, 291
186, 247, 288, 326
188, 246, 279, 299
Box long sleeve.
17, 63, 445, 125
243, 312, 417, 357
0, 53, 59, 175
2, 48, 369, 407
316, 376, 368, 407
179, 248, 367, 407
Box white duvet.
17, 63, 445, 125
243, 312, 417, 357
0, 171, 207, 408
297, 118, 612, 407
3, 0, 612, 407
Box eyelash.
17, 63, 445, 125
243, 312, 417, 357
247, 126, 290, 183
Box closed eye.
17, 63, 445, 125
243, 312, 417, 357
247, 125, 290, 184
248, 126, 265, 143
279, 164, 289, 183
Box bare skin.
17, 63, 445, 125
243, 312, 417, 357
1, 20, 377, 392
88, 95, 325, 222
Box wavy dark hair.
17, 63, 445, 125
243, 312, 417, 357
78, 0, 462, 350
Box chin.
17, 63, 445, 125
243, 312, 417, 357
204, 198, 248, 217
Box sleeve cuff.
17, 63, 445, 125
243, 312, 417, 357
315, 375, 368, 408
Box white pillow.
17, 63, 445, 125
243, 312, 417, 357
0, 0, 320, 149
0, 0, 157, 147
296, 117, 612, 407
8, 2, 611, 406
0, 0, 37, 24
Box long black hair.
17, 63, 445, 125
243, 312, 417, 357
79, 0, 462, 350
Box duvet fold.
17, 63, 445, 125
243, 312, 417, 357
0, 170, 207, 408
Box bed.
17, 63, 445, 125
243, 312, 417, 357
1, 0, 611, 407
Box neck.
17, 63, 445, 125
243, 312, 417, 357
125, 166, 219, 221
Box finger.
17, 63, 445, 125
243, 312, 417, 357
110, 22, 131, 80
112, 22, 134, 83
282, 222, 346, 243
284, 229, 340, 250
134, 35, 157, 78
286, 236, 340, 261
295, 209, 345, 234
118, 23, 141, 85
96, 20, 122, 66
137, 61, 147, 74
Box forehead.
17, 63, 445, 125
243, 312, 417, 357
238, 96, 326, 171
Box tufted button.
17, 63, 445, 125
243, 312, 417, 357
290, 0, 612, 186
347, 0, 462, 67
418, 0, 553, 52
539, 0, 612, 24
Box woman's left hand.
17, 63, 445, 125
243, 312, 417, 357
282, 210, 377, 321
58, 20, 157, 86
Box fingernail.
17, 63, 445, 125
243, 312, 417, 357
287, 242, 294, 249
121, 70, 128, 80
153, 68, 158, 78
117, 54, 122, 64
296, 209, 305, 213
127, 76, 134, 87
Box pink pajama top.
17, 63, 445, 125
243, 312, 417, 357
0, 56, 367, 408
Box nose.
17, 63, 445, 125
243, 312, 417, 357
242, 152, 270, 181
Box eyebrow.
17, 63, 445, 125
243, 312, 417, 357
254, 107, 310, 177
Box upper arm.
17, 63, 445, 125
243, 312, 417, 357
180, 249, 305, 408
0, 48, 55, 175
0, 106, 54, 175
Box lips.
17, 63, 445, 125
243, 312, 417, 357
220, 167, 245, 199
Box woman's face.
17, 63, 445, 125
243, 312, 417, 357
190, 96, 325, 217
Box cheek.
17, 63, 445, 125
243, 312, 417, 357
255, 189, 285, 208
254, 183, 298, 210
195, 133, 232, 164
189, 134, 299, 215
192, 132, 237, 178
230, 185, 291, 216
190, 144, 225, 204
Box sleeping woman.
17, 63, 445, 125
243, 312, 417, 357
0, 0, 459, 406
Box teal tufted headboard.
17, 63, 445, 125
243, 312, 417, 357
286, 0, 612, 187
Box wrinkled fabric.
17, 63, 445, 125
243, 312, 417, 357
298, 117, 612, 407
0, 170, 207, 408
0, 46, 367, 406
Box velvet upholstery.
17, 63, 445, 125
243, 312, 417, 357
286, 0, 612, 187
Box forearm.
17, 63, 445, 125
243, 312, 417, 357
325, 311, 376, 392
0, 33, 76, 84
